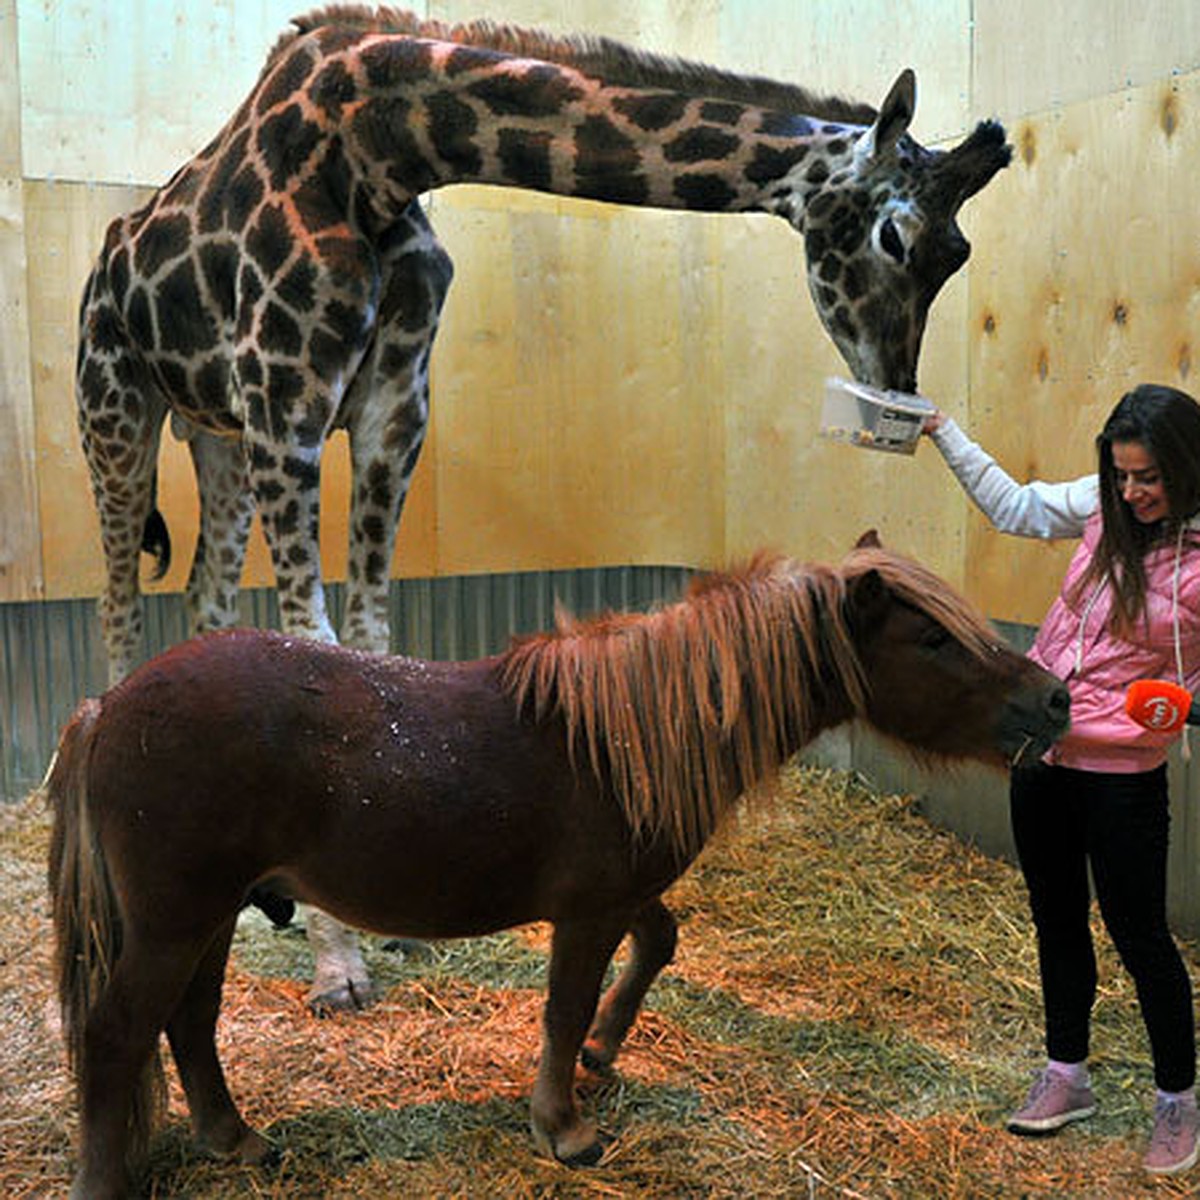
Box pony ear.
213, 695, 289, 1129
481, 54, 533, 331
845, 568, 890, 632
855, 528, 882, 550
858, 69, 915, 163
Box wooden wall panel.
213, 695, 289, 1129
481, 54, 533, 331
718, 0, 971, 144
27, 180, 149, 601
17, 0, 299, 187
963, 70, 1200, 624
431, 0, 719, 57
974, 0, 1200, 122
428, 189, 723, 574
9, 0, 1200, 620
0, 0, 40, 602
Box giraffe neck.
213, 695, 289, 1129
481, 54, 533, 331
302, 34, 857, 227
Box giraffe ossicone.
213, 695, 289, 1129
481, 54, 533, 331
75, 7, 1011, 1011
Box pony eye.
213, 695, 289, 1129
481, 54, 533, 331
879, 217, 905, 263
920, 625, 951, 650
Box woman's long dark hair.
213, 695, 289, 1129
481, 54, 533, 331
1072, 383, 1200, 632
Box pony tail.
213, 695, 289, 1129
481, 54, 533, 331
44, 699, 166, 1167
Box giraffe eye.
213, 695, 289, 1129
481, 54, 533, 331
878, 217, 906, 264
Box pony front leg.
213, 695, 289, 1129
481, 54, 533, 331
583, 898, 678, 1073
531, 917, 627, 1166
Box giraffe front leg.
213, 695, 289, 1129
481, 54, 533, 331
242, 397, 369, 1013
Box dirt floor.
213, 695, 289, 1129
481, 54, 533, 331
4, 762, 1199, 1198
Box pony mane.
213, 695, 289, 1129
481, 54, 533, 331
279, 6, 878, 125
498, 553, 870, 861
840, 543, 1000, 660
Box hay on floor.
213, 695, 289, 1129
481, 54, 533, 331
2, 762, 1197, 1198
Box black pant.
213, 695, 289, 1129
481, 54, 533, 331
1010, 761, 1195, 1093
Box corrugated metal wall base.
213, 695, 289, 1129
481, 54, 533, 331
0, 565, 691, 796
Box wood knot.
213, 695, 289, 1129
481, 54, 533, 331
1020, 125, 1037, 166
1112, 301, 1129, 326
982, 312, 996, 335
1036, 349, 1049, 382
1179, 343, 1192, 380
1161, 92, 1179, 138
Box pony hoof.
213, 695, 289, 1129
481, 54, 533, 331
558, 1131, 612, 1169
307, 979, 375, 1015
580, 1042, 616, 1075
236, 1129, 277, 1167
201, 1127, 276, 1167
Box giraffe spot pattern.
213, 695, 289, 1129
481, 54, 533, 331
426, 92, 484, 175
133, 214, 192, 280
612, 92, 689, 131
663, 125, 740, 164
498, 127, 553, 189
574, 116, 646, 203
467, 64, 583, 118
259, 105, 324, 191
673, 174, 737, 211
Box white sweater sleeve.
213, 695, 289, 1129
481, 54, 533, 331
930, 418, 1099, 539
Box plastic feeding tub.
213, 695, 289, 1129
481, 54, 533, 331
819, 377, 935, 455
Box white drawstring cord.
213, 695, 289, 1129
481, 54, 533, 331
1171, 524, 1191, 763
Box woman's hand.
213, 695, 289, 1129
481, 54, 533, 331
922, 409, 947, 436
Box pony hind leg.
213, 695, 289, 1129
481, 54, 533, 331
532, 915, 629, 1166
582, 897, 678, 1074
70, 936, 206, 1200
166, 916, 273, 1167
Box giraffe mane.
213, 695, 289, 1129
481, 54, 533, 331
497, 553, 870, 861
279, 6, 878, 125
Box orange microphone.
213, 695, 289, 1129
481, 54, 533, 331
1124, 680, 1200, 733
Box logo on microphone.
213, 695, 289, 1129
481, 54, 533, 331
1141, 697, 1180, 731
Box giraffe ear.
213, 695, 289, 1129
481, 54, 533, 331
858, 69, 916, 163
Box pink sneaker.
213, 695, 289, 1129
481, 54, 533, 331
1006, 1068, 1097, 1135
1144, 1097, 1200, 1175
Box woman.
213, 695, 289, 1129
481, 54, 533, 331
924, 383, 1200, 1175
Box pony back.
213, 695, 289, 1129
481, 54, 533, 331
44, 698, 167, 1167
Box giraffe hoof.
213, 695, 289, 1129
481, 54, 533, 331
306, 978, 375, 1016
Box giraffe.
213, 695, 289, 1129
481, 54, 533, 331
75, 7, 1011, 1012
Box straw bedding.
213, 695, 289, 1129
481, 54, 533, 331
3, 762, 1196, 1197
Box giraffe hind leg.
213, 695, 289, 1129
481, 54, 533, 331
76, 308, 169, 686
340, 204, 450, 656
183, 428, 256, 635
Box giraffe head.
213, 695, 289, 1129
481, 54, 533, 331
795, 70, 1011, 392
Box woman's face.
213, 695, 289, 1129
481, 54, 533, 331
1112, 440, 1170, 524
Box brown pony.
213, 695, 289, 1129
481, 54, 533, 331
46, 535, 1068, 1198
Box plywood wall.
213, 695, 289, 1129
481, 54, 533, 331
963, 2, 1200, 623
3, 0, 1199, 627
